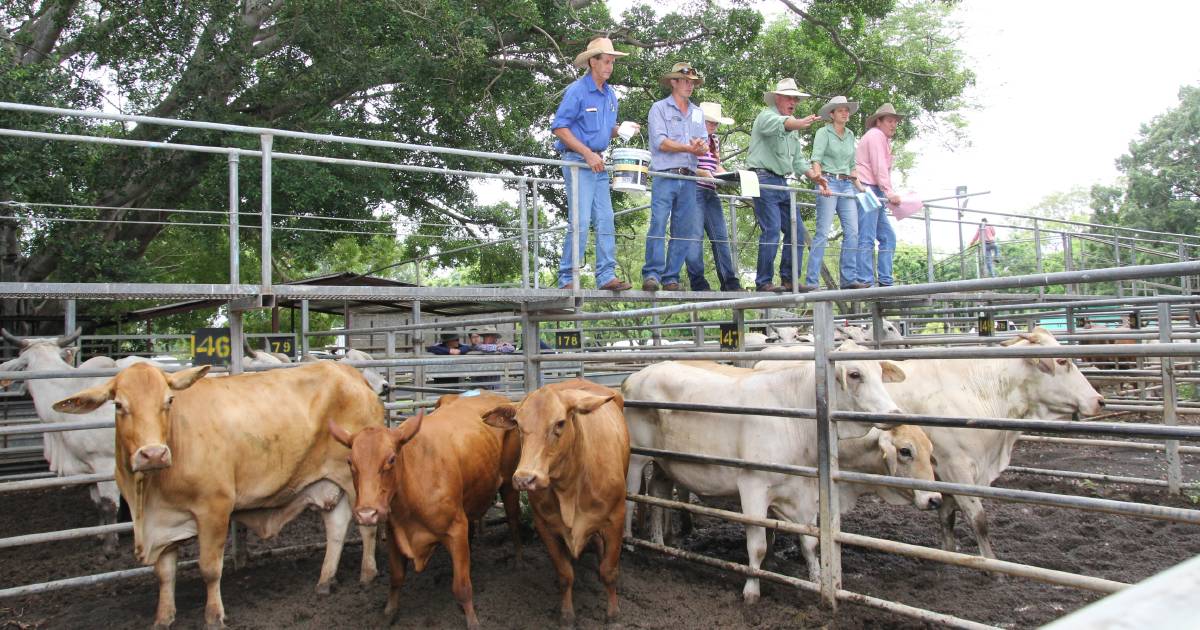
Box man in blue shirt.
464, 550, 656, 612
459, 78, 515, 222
551, 37, 638, 292
642, 62, 708, 292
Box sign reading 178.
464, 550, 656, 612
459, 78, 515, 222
192, 328, 231, 365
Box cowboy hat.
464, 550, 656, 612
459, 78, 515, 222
818, 95, 860, 121
699, 102, 734, 125
762, 78, 810, 106
865, 103, 906, 129
440, 332, 461, 343
573, 37, 629, 68
659, 62, 704, 88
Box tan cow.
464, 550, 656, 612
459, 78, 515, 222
331, 389, 520, 629
53, 361, 383, 629
482, 379, 630, 627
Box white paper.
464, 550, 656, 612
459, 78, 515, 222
738, 170, 760, 198
617, 120, 638, 142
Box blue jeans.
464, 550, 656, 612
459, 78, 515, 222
807, 178, 859, 287
558, 156, 618, 288
643, 176, 702, 285
984, 242, 1000, 277
856, 184, 896, 286
687, 187, 740, 291
753, 172, 808, 288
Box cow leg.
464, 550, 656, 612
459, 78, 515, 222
737, 479, 771, 605
534, 517, 576, 628
196, 512, 230, 629
499, 483, 524, 567
445, 517, 481, 630
315, 493, 353, 594
358, 524, 379, 584
383, 528, 408, 622
647, 465, 674, 546
938, 495, 959, 553
955, 494, 996, 559
624, 454, 652, 539
152, 547, 179, 630
596, 521, 623, 624
91, 480, 120, 557
799, 535, 819, 584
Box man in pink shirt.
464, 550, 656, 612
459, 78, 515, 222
969, 217, 1000, 277
855, 104, 904, 286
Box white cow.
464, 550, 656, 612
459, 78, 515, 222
883, 327, 1105, 559
622, 343, 937, 602
0, 328, 151, 555
298, 349, 391, 396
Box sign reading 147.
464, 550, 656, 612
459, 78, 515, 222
192, 328, 231, 366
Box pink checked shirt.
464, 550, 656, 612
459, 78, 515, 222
855, 127, 894, 195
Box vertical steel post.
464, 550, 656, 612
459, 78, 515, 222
228, 305, 246, 568
789, 189, 799, 293
519, 179, 530, 290
733, 308, 745, 353
1063, 233, 1075, 294
412, 300, 425, 392
385, 331, 396, 404
300, 299, 310, 356
652, 313, 663, 346
522, 307, 541, 391
228, 153, 240, 286
571, 165, 581, 291
259, 135, 273, 294
1159, 302, 1181, 494
1034, 219, 1044, 296
924, 205, 934, 284
957, 212, 967, 279
1113, 234, 1123, 298
63, 299, 76, 334
870, 302, 884, 350
532, 182, 541, 290
813, 300, 841, 610
1180, 239, 1190, 294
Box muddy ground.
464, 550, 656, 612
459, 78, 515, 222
3, 435, 1199, 629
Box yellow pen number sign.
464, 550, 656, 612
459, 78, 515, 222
555, 330, 581, 350
264, 335, 296, 358
719, 324, 741, 350
192, 328, 231, 366
976, 314, 994, 337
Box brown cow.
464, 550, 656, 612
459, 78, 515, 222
53, 361, 383, 629
482, 379, 630, 627
330, 390, 521, 629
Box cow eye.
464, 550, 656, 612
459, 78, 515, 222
848, 370, 861, 380
112, 400, 124, 412
386, 454, 396, 467
1056, 358, 1068, 366
898, 447, 913, 458
553, 419, 567, 433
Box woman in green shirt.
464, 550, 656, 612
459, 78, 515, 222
808, 96, 868, 289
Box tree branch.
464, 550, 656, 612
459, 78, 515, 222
12, 0, 79, 65
777, 0, 863, 93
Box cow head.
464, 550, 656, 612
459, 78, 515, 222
343, 349, 390, 396
52, 362, 210, 472
329, 410, 424, 526
873, 426, 942, 510
1001, 328, 1105, 418
483, 386, 615, 492
831, 340, 907, 423
0, 328, 83, 384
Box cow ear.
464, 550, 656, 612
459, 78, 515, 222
168, 365, 210, 391
565, 390, 615, 414
435, 394, 458, 409
880, 361, 906, 383
1034, 357, 1055, 374
328, 419, 354, 448
393, 408, 424, 444
482, 405, 518, 431
53, 380, 115, 415
877, 431, 898, 473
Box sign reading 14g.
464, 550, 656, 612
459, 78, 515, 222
192, 328, 231, 365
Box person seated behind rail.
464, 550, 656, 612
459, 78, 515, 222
429, 332, 471, 355
470, 328, 514, 390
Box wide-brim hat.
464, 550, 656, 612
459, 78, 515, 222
763, 78, 810, 106
440, 332, 460, 343
819, 96, 860, 122
865, 103, 906, 129
699, 102, 734, 125
659, 62, 704, 88
573, 37, 629, 68
477, 328, 500, 337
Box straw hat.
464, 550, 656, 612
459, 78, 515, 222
659, 62, 704, 88
699, 102, 734, 125
573, 37, 629, 68
818, 95, 860, 122
762, 78, 810, 106
865, 103, 906, 129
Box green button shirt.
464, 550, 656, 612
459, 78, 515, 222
810, 125, 857, 175
747, 107, 809, 177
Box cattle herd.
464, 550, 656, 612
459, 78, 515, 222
0, 323, 1113, 629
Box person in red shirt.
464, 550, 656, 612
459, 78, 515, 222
969, 217, 1000, 277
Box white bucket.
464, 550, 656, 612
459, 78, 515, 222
610, 148, 651, 193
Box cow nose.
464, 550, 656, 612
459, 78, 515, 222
132, 445, 172, 471
1096, 397, 1106, 409
354, 508, 379, 525
380, 384, 391, 395
512, 471, 543, 491
926, 494, 943, 510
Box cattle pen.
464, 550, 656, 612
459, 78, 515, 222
2, 102, 1200, 628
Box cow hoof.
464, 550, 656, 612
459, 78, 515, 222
153, 623, 173, 630
743, 592, 760, 606
558, 612, 576, 629
315, 581, 332, 595
204, 620, 226, 630
359, 569, 378, 584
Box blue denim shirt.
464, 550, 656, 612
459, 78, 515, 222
552, 73, 618, 153
648, 95, 706, 171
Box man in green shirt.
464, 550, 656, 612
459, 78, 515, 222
748, 78, 827, 293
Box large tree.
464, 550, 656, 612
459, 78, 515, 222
1, 0, 974, 330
